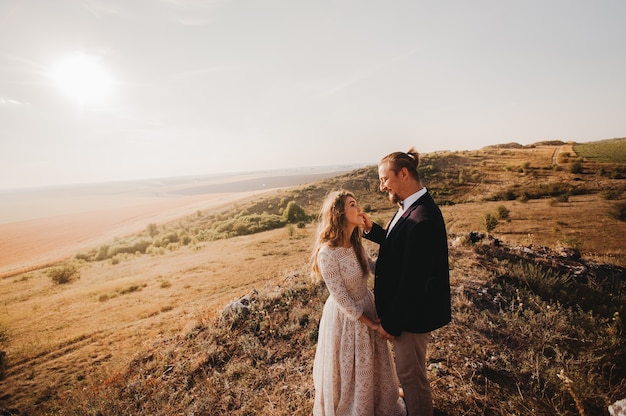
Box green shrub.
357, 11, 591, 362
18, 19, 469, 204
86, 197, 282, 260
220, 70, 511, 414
101, 239, 153, 260
48, 264, 79, 285
162, 232, 179, 245
550, 194, 569, 205
283, 201, 307, 223
495, 205, 510, 221
483, 213, 498, 233
75, 252, 94, 262
147, 223, 158, 237
600, 188, 623, 200
119, 284, 142, 295
95, 245, 110, 261
570, 160, 583, 174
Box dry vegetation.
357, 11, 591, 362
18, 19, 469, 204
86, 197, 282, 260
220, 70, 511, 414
1, 139, 625, 415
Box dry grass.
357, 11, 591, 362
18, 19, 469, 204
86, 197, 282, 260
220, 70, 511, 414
442, 195, 626, 265
0, 140, 625, 414
0, 226, 316, 413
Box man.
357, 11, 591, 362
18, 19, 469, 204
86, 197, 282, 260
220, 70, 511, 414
363, 148, 451, 416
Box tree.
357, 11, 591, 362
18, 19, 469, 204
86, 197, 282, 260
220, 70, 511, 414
283, 201, 307, 223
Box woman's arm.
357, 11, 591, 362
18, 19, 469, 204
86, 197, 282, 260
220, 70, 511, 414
318, 247, 363, 321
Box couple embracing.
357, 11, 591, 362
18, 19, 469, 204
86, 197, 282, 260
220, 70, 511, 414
311, 149, 451, 416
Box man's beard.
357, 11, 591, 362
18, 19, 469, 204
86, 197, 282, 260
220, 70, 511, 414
389, 192, 401, 204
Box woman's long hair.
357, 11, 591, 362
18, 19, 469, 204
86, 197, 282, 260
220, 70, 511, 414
311, 190, 368, 276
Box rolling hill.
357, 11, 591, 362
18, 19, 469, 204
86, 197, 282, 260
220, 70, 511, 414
0, 139, 624, 415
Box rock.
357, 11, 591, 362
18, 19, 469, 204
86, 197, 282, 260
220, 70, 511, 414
556, 246, 581, 260
219, 288, 258, 324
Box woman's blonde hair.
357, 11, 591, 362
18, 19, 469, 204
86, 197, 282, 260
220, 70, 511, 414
311, 190, 368, 276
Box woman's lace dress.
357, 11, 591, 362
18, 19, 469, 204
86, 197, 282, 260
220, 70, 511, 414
313, 245, 406, 416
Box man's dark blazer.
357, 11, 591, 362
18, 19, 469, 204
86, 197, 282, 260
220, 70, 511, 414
365, 191, 451, 336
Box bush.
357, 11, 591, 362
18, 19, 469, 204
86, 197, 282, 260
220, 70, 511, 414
495, 205, 510, 221
95, 245, 110, 261
48, 264, 79, 284
75, 252, 94, 262
551, 194, 569, 205
95, 239, 154, 260
215, 213, 287, 237
162, 232, 179, 245
489, 182, 578, 203
609, 201, 626, 222
147, 223, 158, 237
283, 201, 307, 223
570, 160, 583, 174
600, 188, 623, 200
483, 213, 498, 233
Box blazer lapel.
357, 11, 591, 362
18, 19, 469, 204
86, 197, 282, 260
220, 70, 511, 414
386, 205, 409, 238
386, 197, 422, 238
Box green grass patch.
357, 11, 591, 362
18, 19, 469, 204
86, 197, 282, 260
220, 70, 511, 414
574, 137, 626, 163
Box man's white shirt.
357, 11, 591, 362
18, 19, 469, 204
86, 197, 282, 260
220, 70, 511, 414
386, 188, 427, 237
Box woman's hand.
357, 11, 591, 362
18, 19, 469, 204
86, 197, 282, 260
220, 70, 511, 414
359, 315, 379, 331
376, 324, 394, 341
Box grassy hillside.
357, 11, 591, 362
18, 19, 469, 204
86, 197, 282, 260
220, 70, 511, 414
574, 137, 626, 164
42, 242, 624, 416
77, 141, 624, 264
0, 141, 625, 415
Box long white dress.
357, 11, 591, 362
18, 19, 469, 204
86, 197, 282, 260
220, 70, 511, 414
313, 245, 406, 416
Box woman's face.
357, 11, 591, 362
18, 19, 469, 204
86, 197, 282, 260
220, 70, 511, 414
342, 196, 364, 228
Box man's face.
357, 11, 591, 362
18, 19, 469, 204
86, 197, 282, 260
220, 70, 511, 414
378, 162, 403, 204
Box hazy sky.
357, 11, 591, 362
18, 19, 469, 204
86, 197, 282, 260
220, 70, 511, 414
1, 0, 625, 190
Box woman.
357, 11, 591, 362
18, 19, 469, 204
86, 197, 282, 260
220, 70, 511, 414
312, 190, 406, 416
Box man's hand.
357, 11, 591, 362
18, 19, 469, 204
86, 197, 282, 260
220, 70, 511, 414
361, 212, 373, 233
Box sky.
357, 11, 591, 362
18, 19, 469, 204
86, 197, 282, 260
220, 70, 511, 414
1, 0, 625, 190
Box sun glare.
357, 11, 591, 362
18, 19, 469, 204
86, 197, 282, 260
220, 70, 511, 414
51, 52, 113, 105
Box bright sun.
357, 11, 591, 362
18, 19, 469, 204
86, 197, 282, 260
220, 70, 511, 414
51, 52, 113, 105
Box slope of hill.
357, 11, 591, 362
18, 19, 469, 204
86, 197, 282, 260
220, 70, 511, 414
0, 141, 624, 415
